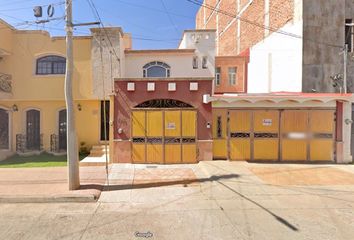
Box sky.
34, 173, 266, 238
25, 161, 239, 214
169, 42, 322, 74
0, 0, 200, 49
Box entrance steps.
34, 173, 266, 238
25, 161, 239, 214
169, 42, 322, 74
88, 145, 109, 157
80, 145, 109, 167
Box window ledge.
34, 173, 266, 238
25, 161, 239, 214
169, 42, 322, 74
34, 74, 65, 78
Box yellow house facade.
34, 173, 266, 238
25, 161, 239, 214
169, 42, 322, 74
0, 19, 126, 160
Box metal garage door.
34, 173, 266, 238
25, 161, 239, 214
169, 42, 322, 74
253, 110, 280, 161
281, 110, 335, 162
309, 110, 335, 161
229, 110, 251, 160
132, 109, 197, 164
281, 110, 308, 161
212, 109, 335, 162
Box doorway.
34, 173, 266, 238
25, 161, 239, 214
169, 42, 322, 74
26, 109, 40, 151
100, 100, 110, 141
58, 109, 67, 151
0, 108, 9, 150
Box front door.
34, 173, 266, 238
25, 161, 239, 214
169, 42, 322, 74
212, 109, 227, 159
26, 110, 40, 150
0, 109, 9, 150
100, 101, 110, 141
58, 109, 67, 151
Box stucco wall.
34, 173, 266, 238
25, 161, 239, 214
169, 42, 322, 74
0, 29, 93, 100
248, 20, 303, 93
0, 100, 100, 153
178, 30, 216, 76
91, 28, 123, 99
215, 56, 248, 93
124, 53, 214, 78
0, 20, 13, 54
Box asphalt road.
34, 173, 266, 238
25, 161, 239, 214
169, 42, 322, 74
1, 162, 354, 240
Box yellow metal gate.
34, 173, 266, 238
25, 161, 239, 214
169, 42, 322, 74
281, 110, 308, 161
213, 109, 335, 162
132, 109, 197, 164
309, 110, 335, 161
229, 110, 251, 160
253, 110, 280, 161
212, 109, 228, 159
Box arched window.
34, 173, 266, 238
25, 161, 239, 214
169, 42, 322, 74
36, 55, 66, 75
143, 61, 170, 78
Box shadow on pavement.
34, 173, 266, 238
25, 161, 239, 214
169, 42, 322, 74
217, 180, 299, 232
79, 174, 240, 191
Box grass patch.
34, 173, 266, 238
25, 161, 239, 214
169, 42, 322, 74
0, 153, 89, 168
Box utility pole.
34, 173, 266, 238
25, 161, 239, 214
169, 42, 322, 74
65, 0, 80, 190
63, 0, 100, 190
344, 44, 348, 94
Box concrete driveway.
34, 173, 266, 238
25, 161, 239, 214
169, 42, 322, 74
1, 161, 354, 240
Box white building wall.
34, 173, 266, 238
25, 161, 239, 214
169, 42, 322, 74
179, 30, 216, 76
124, 30, 216, 79
248, 21, 303, 93
124, 54, 213, 78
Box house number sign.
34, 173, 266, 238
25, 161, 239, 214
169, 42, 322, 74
262, 119, 272, 126
166, 122, 176, 129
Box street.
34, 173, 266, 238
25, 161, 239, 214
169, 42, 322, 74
1, 162, 354, 240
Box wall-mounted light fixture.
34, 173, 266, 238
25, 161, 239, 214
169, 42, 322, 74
345, 119, 353, 125
12, 104, 18, 112
77, 103, 82, 111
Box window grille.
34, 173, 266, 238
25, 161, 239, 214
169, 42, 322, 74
36, 55, 66, 75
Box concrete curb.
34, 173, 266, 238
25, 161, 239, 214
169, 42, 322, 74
0, 193, 99, 203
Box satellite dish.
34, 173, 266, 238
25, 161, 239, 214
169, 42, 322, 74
47, 5, 55, 17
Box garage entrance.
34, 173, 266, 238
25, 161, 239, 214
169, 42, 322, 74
131, 103, 197, 164
213, 109, 335, 162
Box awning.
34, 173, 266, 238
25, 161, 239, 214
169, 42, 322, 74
203, 92, 354, 104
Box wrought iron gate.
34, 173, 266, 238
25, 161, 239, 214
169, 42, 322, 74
26, 109, 40, 151
59, 109, 67, 151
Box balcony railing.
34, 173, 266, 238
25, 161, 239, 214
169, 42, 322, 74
16, 134, 44, 153
0, 73, 12, 93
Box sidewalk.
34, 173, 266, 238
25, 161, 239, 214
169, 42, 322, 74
0, 166, 108, 203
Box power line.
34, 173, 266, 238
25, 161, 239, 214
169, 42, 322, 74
160, 0, 180, 35
94, 5, 162, 35
0, 13, 66, 30
233, 0, 290, 51
0, 0, 38, 8
0, 1, 66, 12
187, 0, 343, 49
114, 0, 195, 20
86, 0, 121, 63
0, 19, 182, 44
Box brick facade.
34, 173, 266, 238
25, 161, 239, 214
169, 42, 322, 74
196, 0, 295, 56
